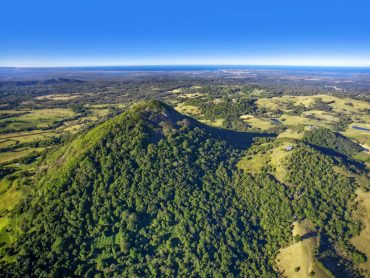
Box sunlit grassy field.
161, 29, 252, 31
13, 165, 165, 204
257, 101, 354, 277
277, 128, 305, 140
35, 94, 79, 101
237, 153, 270, 174
0, 147, 44, 164
270, 141, 296, 183
276, 220, 332, 278
240, 114, 274, 130
0, 108, 76, 131
0, 130, 58, 143
237, 140, 296, 183
199, 118, 224, 127
257, 95, 370, 114
351, 189, 370, 275
175, 103, 202, 116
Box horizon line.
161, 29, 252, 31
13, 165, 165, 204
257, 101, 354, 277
2, 64, 370, 69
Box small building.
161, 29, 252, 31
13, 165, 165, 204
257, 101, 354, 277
285, 145, 294, 151
306, 125, 318, 130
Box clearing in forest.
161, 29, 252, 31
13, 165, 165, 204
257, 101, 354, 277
175, 103, 202, 116
351, 189, 370, 275
240, 114, 273, 130
276, 220, 331, 278
270, 141, 296, 184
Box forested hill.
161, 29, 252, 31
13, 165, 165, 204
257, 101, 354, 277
0, 100, 366, 277
303, 127, 364, 156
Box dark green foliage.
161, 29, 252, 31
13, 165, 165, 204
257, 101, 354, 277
203, 98, 255, 120
312, 98, 333, 112
0, 101, 289, 277
303, 127, 363, 156
0, 101, 364, 277
185, 97, 256, 130
69, 104, 88, 114
287, 145, 360, 239
318, 235, 363, 277
286, 145, 364, 275
332, 115, 353, 132
286, 102, 307, 115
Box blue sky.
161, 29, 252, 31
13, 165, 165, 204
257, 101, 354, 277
1, 0, 370, 67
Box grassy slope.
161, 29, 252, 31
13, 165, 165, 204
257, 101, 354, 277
240, 114, 273, 130
237, 139, 296, 183
276, 220, 332, 278
175, 103, 202, 116
237, 152, 270, 174
0, 147, 44, 164
0, 178, 23, 256
351, 189, 370, 275
270, 141, 296, 184
257, 94, 370, 129
0, 108, 76, 131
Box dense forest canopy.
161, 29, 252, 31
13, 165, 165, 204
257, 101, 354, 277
0, 100, 368, 277
303, 127, 364, 156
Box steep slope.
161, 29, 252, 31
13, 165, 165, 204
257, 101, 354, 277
0, 101, 292, 277
0, 100, 366, 277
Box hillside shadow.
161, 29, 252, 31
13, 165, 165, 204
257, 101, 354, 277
318, 233, 363, 278
200, 123, 276, 150
301, 231, 318, 240
163, 101, 277, 150
305, 143, 366, 171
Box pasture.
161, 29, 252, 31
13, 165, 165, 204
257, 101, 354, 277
237, 153, 269, 174
276, 220, 331, 278
35, 94, 79, 101
0, 147, 44, 164
270, 141, 296, 184
0, 108, 76, 131
240, 114, 274, 130
175, 103, 202, 116
351, 189, 370, 275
